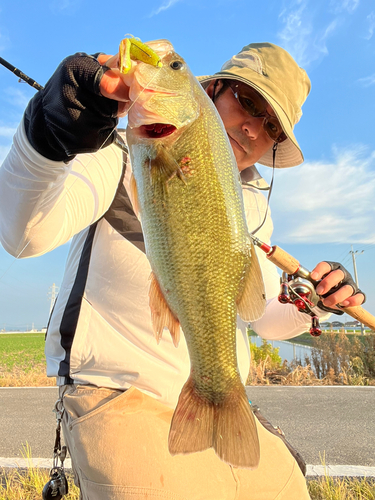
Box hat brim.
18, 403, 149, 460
198, 74, 304, 168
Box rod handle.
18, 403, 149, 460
266, 245, 300, 275
340, 306, 375, 331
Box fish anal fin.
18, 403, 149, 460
149, 272, 180, 347
169, 376, 260, 469
236, 241, 266, 322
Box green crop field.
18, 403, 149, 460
0, 333, 53, 387
0, 333, 46, 372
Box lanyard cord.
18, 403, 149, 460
250, 142, 277, 236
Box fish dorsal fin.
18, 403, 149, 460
149, 272, 181, 347
236, 241, 266, 322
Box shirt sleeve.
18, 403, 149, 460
0, 118, 123, 258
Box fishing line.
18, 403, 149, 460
0, 66, 161, 285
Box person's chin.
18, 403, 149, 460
229, 136, 251, 163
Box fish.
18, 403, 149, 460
122, 39, 266, 469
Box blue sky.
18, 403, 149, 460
0, 0, 374, 330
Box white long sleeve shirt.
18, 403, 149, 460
0, 122, 326, 408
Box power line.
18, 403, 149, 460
48, 283, 59, 315
349, 245, 365, 335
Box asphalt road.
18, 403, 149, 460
0, 386, 374, 466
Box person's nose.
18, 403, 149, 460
242, 115, 264, 140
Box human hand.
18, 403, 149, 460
24, 52, 124, 162
97, 53, 130, 116
310, 261, 365, 310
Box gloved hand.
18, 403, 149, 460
310, 261, 365, 314
24, 52, 122, 162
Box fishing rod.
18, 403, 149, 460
0, 56, 43, 91
251, 235, 375, 335
0, 56, 128, 154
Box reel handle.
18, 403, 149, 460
265, 245, 375, 331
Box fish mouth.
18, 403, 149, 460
140, 123, 177, 138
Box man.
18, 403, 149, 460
0, 41, 364, 499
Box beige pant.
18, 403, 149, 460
60, 385, 311, 500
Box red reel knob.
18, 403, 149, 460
309, 316, 322, 337
294, 299, 306, 310
278, 294, 290, 304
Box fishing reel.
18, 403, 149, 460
278, 272, 322, 337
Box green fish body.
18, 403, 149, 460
125, 40, 266, 468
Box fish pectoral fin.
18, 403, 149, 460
169, 377, 260, 469
149, 272, 181, 347
150, 144, 182, 185
236, 241, 266, 322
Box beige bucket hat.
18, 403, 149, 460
199, 43, 311, 168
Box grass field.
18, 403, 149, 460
0, 333, 54, 387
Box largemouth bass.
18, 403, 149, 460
123, 39, 266, 468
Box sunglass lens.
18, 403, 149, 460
264, 117, 287, 143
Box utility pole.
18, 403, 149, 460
48, 283, 59, 315
350, 245, 364, 335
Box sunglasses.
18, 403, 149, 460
227, 81, 287, 143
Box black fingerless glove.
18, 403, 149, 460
317, 261, 365, 314
24, 52, 118, 162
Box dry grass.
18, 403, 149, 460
308, 475, 375, 499
246, 333, 375, 386
247, 358, 331, 385
246, 358, 374, 386
0, 363, 55, 387
0, 468, 80, 500
0, 445, 80, 500
1, 463, 374, 500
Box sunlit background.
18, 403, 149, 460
0, 0, 374, 330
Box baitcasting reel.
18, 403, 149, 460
278, 272, 322, 337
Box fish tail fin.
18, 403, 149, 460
213, 382, 260, 469
169, 377, 214, 454
168, 377, 260, 469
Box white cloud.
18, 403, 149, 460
0, 126, 16, 138
365, 11, 375, 40
357, 74, 375, 87
269, 145, 375, 244
330, 0, 360, 14
277, 1, 339, 67
49, 0, 81, 13
149, 0, 182, 17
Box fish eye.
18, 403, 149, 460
170, 60, 184, 70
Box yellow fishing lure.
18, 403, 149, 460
119, 35, 163, 74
